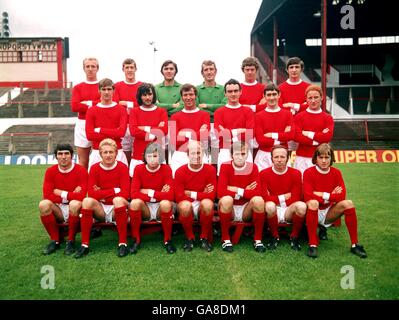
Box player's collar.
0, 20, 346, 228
123, 80, 138, 85
182, 107, 200, 113
140, 105, 157, 111
242, 80, 258, 86
306, 107, 322, 114
316, 165, 330, 174
146, 164, 161, 173
188, 163, 204, 172
225, 104, 242, 109
84, 80, 99, 85
100, 161, 118, 171
286, 79, 303, 85
96, 102, 117, 108
272, 166, 288, 175
232, 161, 248, 172
58, 162, 75, 173
265, 106, 281, 113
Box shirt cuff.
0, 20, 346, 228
312, 141, 319, 146
127, 101, 134, 109
274, 140, 281, 146
231, 129, 238, 137
237, 188, 244, 197
271, 133, 279, 140
185, 131, 192, 139
278, 195, 287, 207
114, 188, 121, 194
61, 191, 68, 200
308, 131, 315, 140
148, 133, 156, 140
293, 103, 300, 112
144, 126, 151, 133
190, 191, 197, 200
148, 189, 155, 198
249, 105, 256, 112
322, 192, 330, 201
94, 128, 100, 133
86, 101, 93, 107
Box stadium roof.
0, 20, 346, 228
251, 0, 399, 41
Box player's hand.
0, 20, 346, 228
265, 132, 273, 138
227, 186, 238, 193
259, 97, 267, 105
93, 185, 101, 191
172, 102, 180, 108
159, 121, 165, 127
332, 186, 343, 194
282, 103, 294, 109
204, 184, 214, 193
53, 189, 63, 196
119, 101, 128, 106
140, 189, 149, 195
313, 191, 323, 197
246, 181, 257, 190
322, 128, 330, 133
284, 192, 292, 200
284, 126, 291, 132
199, 103, 207, 109
161, 184, 170, 192
184, 190, 191, 197
73, 186, 82, 193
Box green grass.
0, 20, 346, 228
0, 164, 398, 300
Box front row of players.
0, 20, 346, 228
39, 139, 367, 259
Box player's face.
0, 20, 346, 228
202, 65, 216, 82
243, 66, 257, 83
225, 84, 241, 105
188, 145, 203, 166
100, 86, 114, 104
141, 92, 154, 107
272, 148, 288, 171
265, 90, 280, 108
287, 64, 302, 79
123, 63, 136, 81
56, 150, 73, 169
100, 145, 117, 167
146, 151, 160, 169
182, 88, 196, 109
162, 64, 176, 81
306, 90, 322, 111
232, 147, 248, 167
316, 153, 331, 171
83, 60, 98, 80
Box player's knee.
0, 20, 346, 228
342, 199, 354, 210
177, 201, 192, 216
68, 200, 82, 214
295, 201, 307, 217
38, 200, 52, 214
265, 201, 276, 217
82, 197, 97, 209
251, 196, 264, 211
200, 199, 214, 214
113, 196, 127, 207
219, 196, 233, 212
130, 198, 144, 210
307, 200, 319, 210
159, 200, 172, 212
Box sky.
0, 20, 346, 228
2, 0, 263, 86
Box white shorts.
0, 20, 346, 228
217, 148, 253, 175
88, 149, 128, 172
318, 207, 332, 227
74, 119, 92, 148
233, 204, 247, 222
276, 206, 292, 224
183, 200, 201, 220
147, 202, 161, 221
254, 150, 272, 172
100, 203, 115, 224
121, 127, 133, 152
294, 156, 314, 175
57, 204, 70, 223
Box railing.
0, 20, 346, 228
253, 41, 286, 84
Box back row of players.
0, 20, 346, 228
71, 57, 333, 177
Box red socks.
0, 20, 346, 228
344, 207, 358, 245
80, 208, 93, 246
306, 208, 319, 246
40, 213, 59, 242
160, 210, 174, 243
114, 206, 128, 245
267, 213, 279, 239
252, 211, 265, 241
128, 209, 142, 244
290, 213, 305, 239
219, 211, 232, 242
67, 213, 80, 242
199, 210, 214, 240
179, 213, 195, 240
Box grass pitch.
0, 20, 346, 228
0, 163, 398, 300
